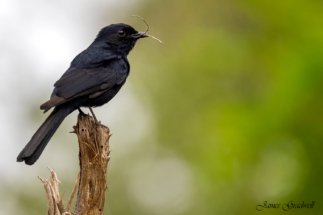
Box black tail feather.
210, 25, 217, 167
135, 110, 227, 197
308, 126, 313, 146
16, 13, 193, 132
17, 106, 74, 165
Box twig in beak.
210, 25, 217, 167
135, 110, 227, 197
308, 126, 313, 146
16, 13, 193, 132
132, 15, 163, 44
145, 34, 163, 44
132, 15, 149, 35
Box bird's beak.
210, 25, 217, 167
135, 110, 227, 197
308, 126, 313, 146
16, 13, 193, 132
131, 31, 148, 39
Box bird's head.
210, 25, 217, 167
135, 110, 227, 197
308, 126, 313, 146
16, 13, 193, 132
94, 23, 148, 55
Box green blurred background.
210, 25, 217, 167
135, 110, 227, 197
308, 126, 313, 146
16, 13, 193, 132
1, 0, 323, 214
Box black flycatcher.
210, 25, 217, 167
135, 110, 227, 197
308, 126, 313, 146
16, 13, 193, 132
17, 23, 148, 165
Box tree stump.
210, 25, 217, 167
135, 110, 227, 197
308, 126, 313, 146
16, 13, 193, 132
74, 113, 110, 215
40, 113, 111, 215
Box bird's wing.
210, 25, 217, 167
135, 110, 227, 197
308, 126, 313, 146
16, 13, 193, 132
40, 59, 129, 112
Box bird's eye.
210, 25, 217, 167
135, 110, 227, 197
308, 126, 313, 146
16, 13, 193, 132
118, 30, 126, 37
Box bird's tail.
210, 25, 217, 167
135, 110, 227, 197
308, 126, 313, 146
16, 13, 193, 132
17, 106, 75, 165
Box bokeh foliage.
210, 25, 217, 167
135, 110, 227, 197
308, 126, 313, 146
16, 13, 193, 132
131, 0, 323, 214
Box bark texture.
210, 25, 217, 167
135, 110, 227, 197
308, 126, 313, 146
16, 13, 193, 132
40, 113, 111, 215
74, 113, 110, 215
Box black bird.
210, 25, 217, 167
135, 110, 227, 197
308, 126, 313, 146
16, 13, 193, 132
17, 23, 148, 165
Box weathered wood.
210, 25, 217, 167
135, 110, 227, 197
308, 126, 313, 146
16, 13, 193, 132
40, 113, 111, 215
74, 114, 110, 215
39, 169, 67, 215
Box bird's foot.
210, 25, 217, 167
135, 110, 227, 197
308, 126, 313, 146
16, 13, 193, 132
88, 107, 100, 124
78, 108, 86, 116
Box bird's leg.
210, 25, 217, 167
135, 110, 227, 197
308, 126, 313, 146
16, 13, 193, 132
88, 107, 99, 123
78, 108, 86, 116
